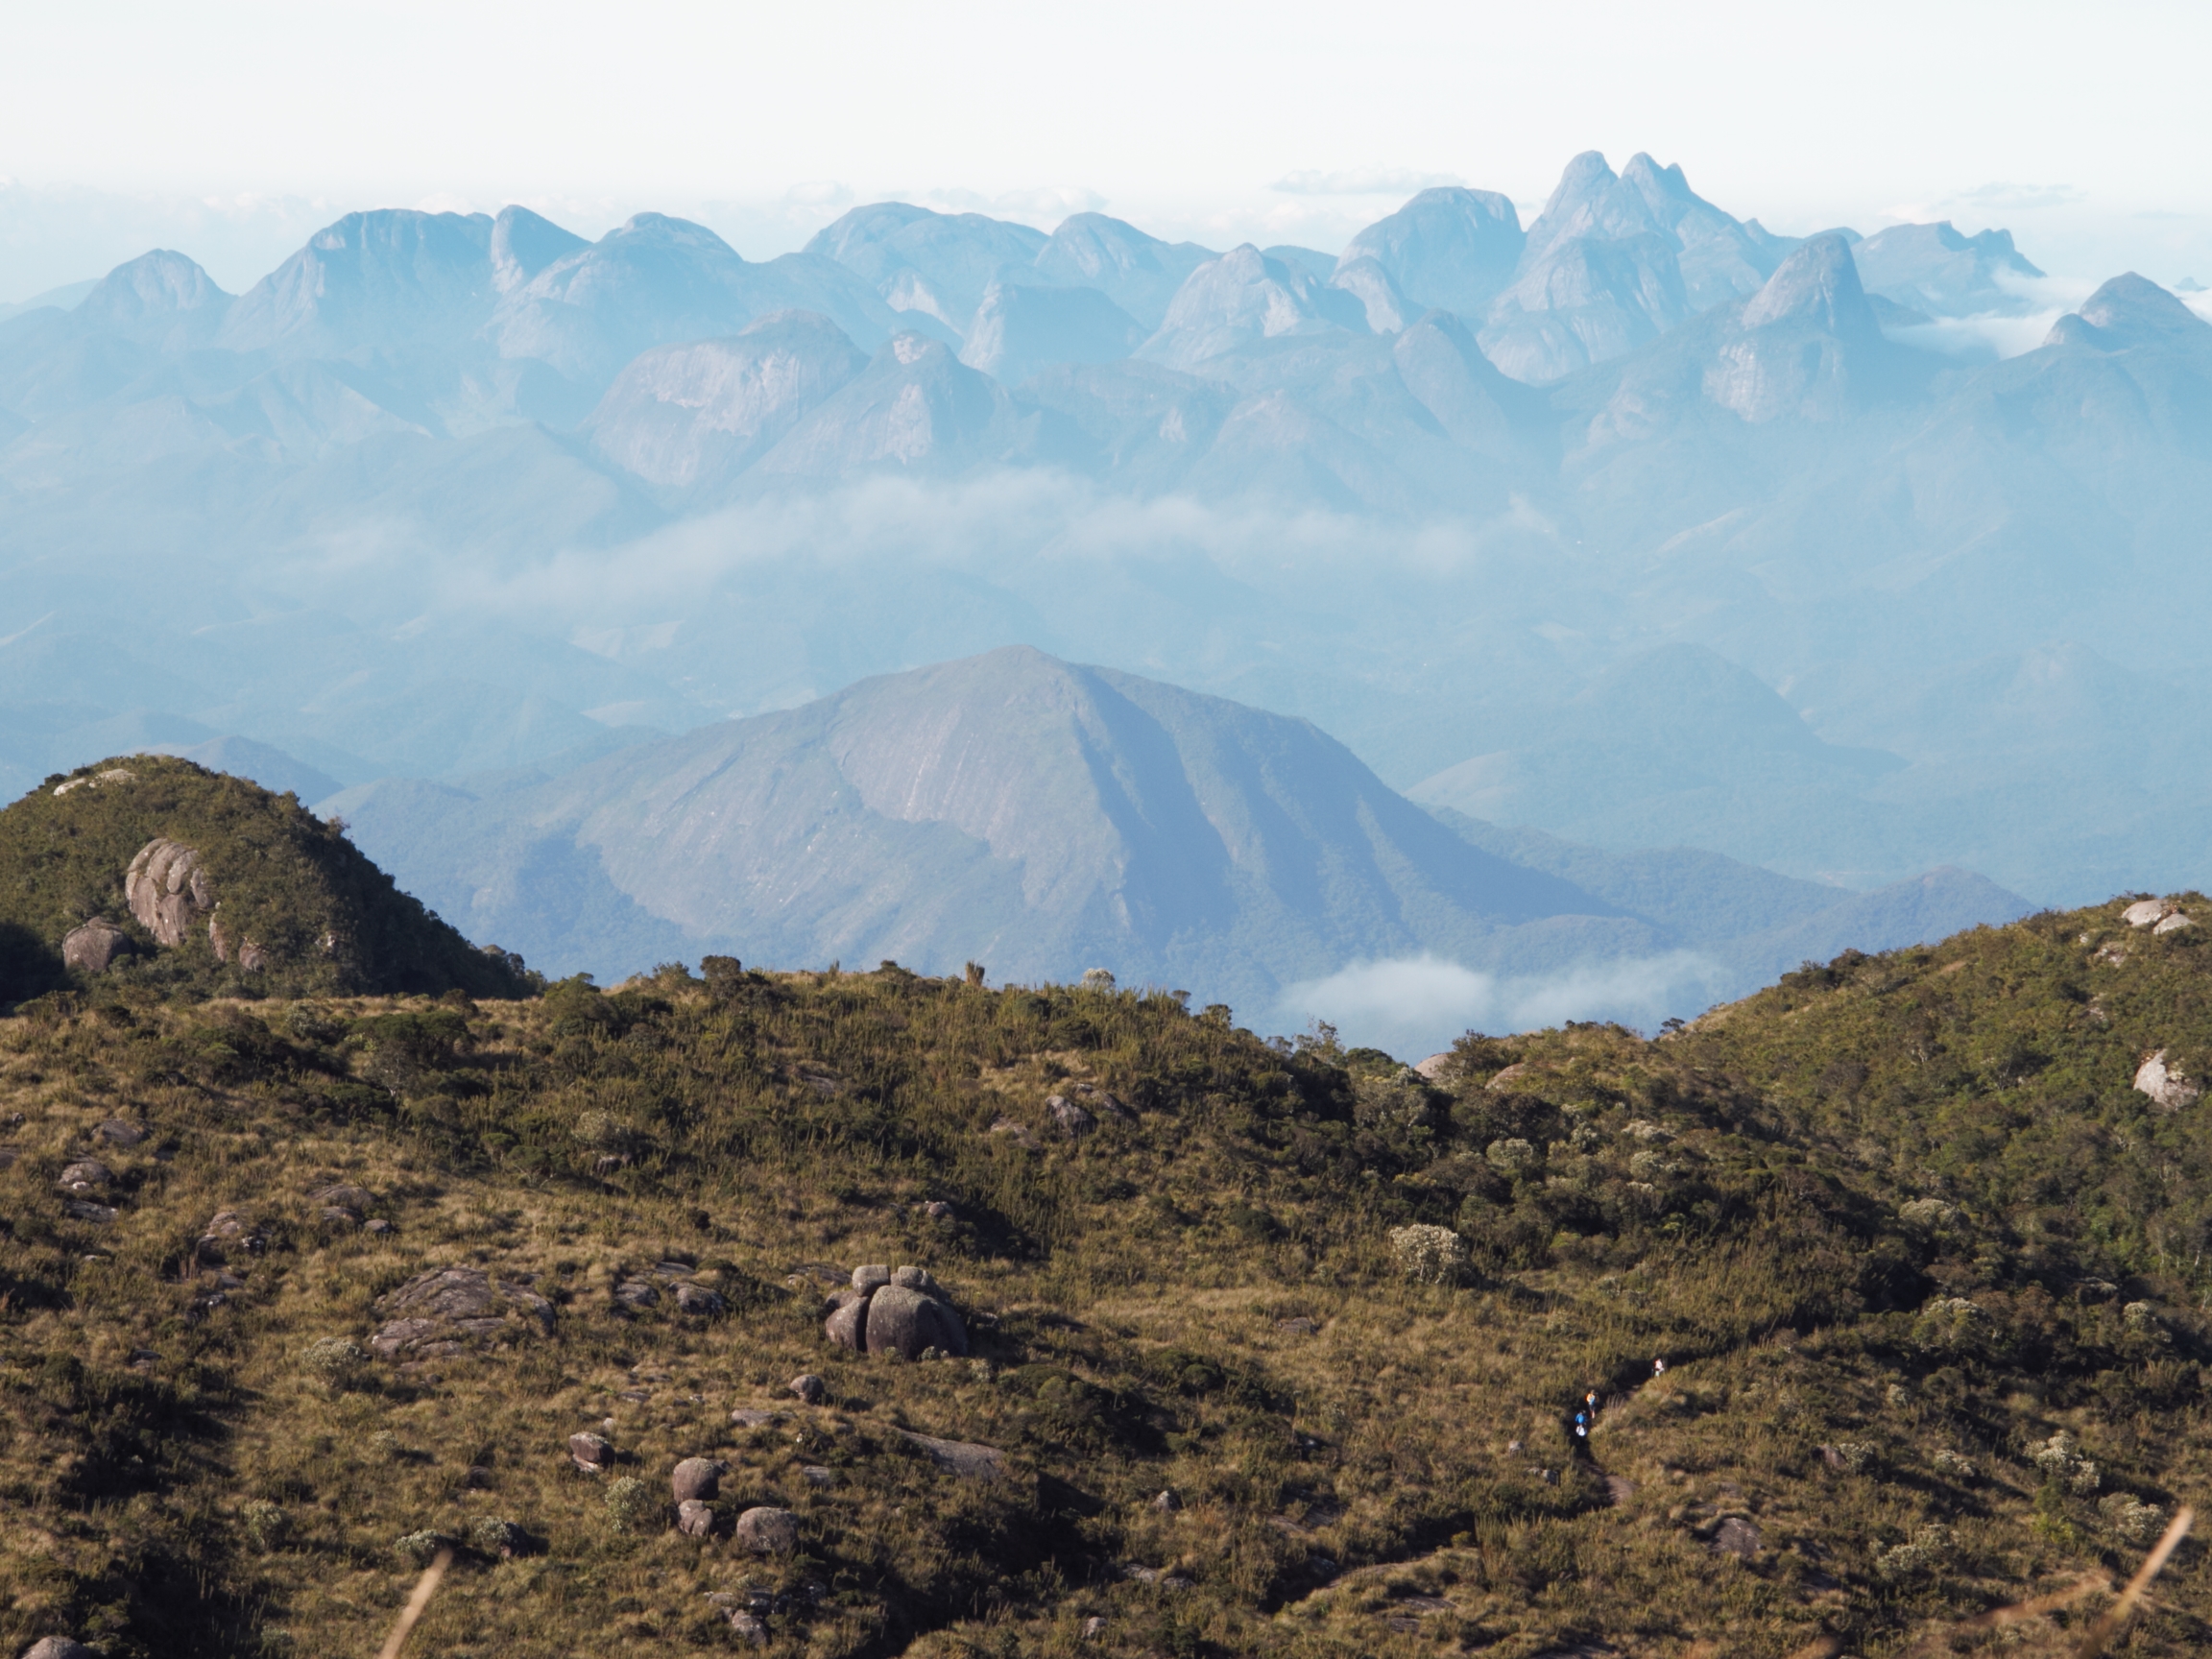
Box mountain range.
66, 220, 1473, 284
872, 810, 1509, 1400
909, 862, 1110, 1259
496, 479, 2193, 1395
0, 146, 2202, 1010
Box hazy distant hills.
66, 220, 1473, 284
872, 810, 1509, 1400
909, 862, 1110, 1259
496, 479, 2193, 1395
316, 646, 2029, 1022
0, 145, 2207, 973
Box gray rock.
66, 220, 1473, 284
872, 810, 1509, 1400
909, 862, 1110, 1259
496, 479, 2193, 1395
1046, 1094, 1095, 1136
94, 1120, 146, 1146
310, 1183, 374, 1211
824, 1294, 870, 1350
364, 1218, 395, 1237
923, 1200, 954, 1218
62, 1200, 117, 1224
613, 1279, 660, 1309
852, 1263, 892, 1292
2135, 1049, 2202, 1112
2123, 898, 2172, 927
674, 1283, 725, 1316
1711, 1515, 1761, 1557
788, 1375, 825, 1405
724, 1608, 769, 1645
58, 1161, 112, 1191
22, 1639, 102, 1659
373, 1267, 554, 1359
671, 1456, 725, 1503
801, 1464, 835, 1486
61, 919, 132, 974
676, 1498, 716, 1537
890, 1264, 939, 1293
898, 1429, 1005, 1481
865, 1283, 968, 1359
733, 1505, 800, 1554
2155, 912, 2196, 936
567, 1431, 614, 1472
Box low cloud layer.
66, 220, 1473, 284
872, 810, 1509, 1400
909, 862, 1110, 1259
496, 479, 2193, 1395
1272, 950, 1729, 1059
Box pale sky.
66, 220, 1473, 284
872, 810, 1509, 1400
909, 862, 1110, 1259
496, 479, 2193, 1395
4, 0, 2208, 299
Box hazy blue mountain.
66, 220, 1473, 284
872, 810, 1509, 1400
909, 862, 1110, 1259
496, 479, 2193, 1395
145, 734, 342, 803
1334, 186, 1524, 316
1479, 231, 1691, 382
805, 202, 1049, 332
1136, 246, 1367, 372
0, 278, 99, 323
1014, 361, 1233, 493
488, 204, 589, 294
73, 251, 232, 349
581, 310, 869, 491
957, 281, 1145, 385
1852, 221, 2044, 318
1325, 256, 1415, 333
217, 209, 497, 355
1031, 214, 1217, 329
487, 211, 916, 397
1612, 154, 1796, 309
1261, 246, 1338, 281
750, 332, 1045, 482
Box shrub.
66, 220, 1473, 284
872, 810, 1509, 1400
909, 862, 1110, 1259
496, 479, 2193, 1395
1873, 1525, 1953, 1578
301, 1338, 368, 1387
2099, 1492, 2165, 1544
603, 1475, 659, 1533
241, 1500, 289, 1552
1388, 1224, 1470, 1285
1485, 1138, 1536, 1176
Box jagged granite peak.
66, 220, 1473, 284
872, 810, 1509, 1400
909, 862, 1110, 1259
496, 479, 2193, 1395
751, 331, 1029, 480
1617, 153, 1796, 309
1334, 187, 1525, 318
583, 309, 870, 489
1520, 152, 1668, 266
2042, 273, 2212, 351
74, 250, 233, 349
1030, 213, 1216, 330
1852, 220, 2045, 319
490, 204, 589, 295
216, 208, 496, 354
957, 281, 1144, 386
805, 202, 1050, 332
1136, 245, 1367, 373
1739, 232, 1881, 340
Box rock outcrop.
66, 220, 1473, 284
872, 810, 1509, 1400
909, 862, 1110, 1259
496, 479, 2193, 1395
370, 1265, 555, 1359
733, 1505, 799, 1554
823, 1262, 968, 1359
125, 838, 214, 947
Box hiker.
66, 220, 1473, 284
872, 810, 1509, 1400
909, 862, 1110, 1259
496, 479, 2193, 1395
1572, 1409, 1591, 1455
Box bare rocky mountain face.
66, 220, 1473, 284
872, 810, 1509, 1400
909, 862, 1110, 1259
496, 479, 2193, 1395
0, 154, 2205, 999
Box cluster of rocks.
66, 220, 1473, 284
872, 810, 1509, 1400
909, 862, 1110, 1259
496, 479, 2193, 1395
369, 1265, 554, 1361
2123, 897, 2195, 934
1045, 1081, 1132, 1138
566, 1433, 802, 1554
613, 1260, 726, 1316
310, 1181, 391, 1234
56, 1157, 119, 1225
195, 1209, 269, 1265
824, 1264, 967, 1359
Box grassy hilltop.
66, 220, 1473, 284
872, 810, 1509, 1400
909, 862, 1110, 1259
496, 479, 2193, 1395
0, 810, 2210, 1653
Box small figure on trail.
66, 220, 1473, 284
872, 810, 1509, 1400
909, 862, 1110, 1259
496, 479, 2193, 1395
1572, 1410, 1591, 1455
1652, 1356, 1668, 1380
1585, 1388, 1600, 1416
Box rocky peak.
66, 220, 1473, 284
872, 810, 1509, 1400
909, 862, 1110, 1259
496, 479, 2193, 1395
2045, 273, 2211, 351
1740, 233, 1879, 341
489, 205, 589, 295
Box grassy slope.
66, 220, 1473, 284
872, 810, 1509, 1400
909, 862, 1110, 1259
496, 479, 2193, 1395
0, 901, 2207, 1656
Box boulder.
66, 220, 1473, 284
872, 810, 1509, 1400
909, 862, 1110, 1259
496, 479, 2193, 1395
1711, 1515, 1761, 1558
788, 1374, 825, 1404
899, 1430, 1006, 1481
1413, 1051, 1455, 1082
2135, 1049, 2202, 1111
824, 1294, 870, 1350
676, 1499, 716, 1537
1046, 1094, 1095, 1136
2123, 898, 2172, 927
61, 919, 132, 974
62, 1200, 117, 1224
1485, 1063, 1531, 1092
671, 1457, 725, 1503
124, 838, 215, 948
2155, 912, 2195, 936
613, 1279, 660, 1310
310, 1183, 375, 1211
733, 1505, 800, 1554
58, 1161, 112, 1191
852, 1263, 892, 1292
865, 1284, 968, 1359
567, 1431, 614, 1473
95, 1120, 146, 1146
674, 1283, 725, 1316
21, 1640, 101, 1659
890, 1264, 940, 1293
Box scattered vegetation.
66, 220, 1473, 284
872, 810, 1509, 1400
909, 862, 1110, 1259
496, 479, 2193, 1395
1, 890, 2210, 1654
